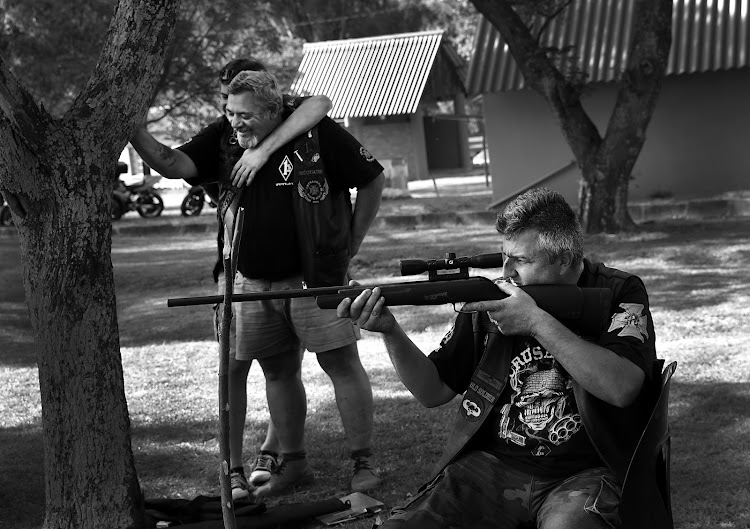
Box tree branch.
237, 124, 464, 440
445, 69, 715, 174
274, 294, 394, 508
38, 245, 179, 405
66, 0, 179, 156
470, 0, 602, 160
533, 0, 573, 43
602, 0, 672, 161
0, 58, 50, 154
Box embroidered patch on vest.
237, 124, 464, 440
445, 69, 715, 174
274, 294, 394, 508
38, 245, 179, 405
607, 303, 649, 342
462, 398, 482, 420
279, 155, 293, 181
297, 177, 329, 203
359, 146, 374, 162
293, 138, 320, 166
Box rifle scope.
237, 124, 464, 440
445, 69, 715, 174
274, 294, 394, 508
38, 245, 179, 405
400, 252, 504, 276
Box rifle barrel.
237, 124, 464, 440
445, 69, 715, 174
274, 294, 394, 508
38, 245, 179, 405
167, 285, 346, 307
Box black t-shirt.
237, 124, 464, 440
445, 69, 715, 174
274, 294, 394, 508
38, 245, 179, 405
178, 104, 383, 280
428, 260, 657, 478
470, 338, 602, 478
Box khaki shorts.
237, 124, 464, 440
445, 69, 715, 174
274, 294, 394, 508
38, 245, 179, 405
231, 272, 359, 361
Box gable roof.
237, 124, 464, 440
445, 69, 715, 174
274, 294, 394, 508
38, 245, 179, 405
467, 0, 750, 95
291, 30, 465, 119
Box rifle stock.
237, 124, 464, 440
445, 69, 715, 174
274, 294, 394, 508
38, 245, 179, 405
315, 277, 612, 337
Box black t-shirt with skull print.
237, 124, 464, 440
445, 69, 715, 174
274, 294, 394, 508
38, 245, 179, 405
428, 258, 656, 479
471, 338, 603, 478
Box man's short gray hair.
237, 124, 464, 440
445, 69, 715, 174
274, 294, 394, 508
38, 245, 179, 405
227, 70, 284, 119
495, 187, 584, 266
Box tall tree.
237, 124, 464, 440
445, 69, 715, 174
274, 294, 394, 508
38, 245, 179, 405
468, 0, 673, 233
0, 0, 177, 527
1, 0, 290, 144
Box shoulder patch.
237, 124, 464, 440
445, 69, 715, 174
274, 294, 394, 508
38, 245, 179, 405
607, 303, 649, 342
359, 146, 375, 162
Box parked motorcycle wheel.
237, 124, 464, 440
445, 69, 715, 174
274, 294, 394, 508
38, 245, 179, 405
181, 192, 205, 216
0, 205, 13, 226
111, 197, 124, 221
136, 191, 164, 218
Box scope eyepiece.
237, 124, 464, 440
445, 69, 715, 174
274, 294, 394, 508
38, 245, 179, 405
400, 252, 504, 276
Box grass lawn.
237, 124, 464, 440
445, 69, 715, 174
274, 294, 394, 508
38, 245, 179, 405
1, 212, 749, 529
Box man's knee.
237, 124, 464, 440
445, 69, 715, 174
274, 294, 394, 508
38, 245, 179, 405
316, 343, 363, 377
538, 468, 620, 529
229, 358, 251, 377
258, 349, 303, 382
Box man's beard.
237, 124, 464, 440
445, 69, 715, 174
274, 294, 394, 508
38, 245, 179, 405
237, 132, 259, 149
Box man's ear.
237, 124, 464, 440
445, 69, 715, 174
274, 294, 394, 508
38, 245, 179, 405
558, 250, 575, 273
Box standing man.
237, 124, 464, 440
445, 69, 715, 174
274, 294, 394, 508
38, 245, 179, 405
132, 58, 333, 500
339, 188, 660, 528
210, 59, 335, 497
132, 69, 385, 499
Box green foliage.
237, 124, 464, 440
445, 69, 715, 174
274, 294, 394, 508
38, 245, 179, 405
0, 0, 113, 116
270, 0, 478, 61
0, 0, 479, 142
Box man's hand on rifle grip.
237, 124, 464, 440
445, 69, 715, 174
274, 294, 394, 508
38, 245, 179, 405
336, 282, 397, 334
463, 280, 542, 336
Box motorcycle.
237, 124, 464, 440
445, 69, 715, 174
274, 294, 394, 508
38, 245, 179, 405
111, 162, 165, 220
0, 192, 13, 227
180, 183, 219, 216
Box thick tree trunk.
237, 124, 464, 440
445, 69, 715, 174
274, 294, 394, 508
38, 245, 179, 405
578, 160, 637, 233
0, 2, 179, 527
11, 135, 143, 528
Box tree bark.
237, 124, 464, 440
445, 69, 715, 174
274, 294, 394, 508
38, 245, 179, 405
469, 0, 672, 233
0, 1, 178, 527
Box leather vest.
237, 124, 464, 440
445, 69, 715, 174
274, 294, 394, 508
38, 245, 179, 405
290, 126, 352, 288
428, 283, 664, 528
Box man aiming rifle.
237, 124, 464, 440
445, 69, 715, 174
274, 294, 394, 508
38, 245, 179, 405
337, 188, 665, 529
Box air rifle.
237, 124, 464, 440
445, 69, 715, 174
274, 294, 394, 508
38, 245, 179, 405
168, 252, 613, 337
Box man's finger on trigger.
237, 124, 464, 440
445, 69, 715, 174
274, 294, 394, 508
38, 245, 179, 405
462, 302, 481, 312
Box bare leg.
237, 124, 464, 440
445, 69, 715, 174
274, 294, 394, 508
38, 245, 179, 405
316, 343, 373, 451
316, 343, 380, 491
252, 347, 313, 498
257, 347, 306, 453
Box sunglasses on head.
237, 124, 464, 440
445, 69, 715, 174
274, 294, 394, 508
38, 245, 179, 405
219, 68, 237, 84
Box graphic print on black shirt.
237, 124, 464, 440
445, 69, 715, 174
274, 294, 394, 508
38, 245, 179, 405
497, 342, 581, 451
477, 339, 600, 476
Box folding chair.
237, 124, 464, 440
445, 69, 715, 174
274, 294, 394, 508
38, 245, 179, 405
620, 360, 677, 529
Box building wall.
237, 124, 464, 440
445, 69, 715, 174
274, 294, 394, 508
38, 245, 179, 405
484, 68, 750, 205
343, 110, 429, 182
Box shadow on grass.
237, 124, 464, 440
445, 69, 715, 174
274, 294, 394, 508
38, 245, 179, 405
4, 377, 750, 529
669, 380, 750, 528
0, 423, 45, 529
0, 237, 35, 367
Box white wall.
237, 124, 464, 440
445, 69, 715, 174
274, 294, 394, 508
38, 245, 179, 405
484, 68, 750, 205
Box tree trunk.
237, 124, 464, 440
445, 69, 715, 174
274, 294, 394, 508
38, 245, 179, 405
12, 137, 142, 528
0, 1, 179, 527
470, 0, 672, 234
578, 155, 638, 234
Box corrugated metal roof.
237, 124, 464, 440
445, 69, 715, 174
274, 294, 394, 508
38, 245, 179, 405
467, 0, 750, 95
291, 30, 446, 118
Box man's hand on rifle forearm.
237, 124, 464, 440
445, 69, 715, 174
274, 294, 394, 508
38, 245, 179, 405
463, 280, 544, 336
336, 283, 396, 334
337, 282, 456, 408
